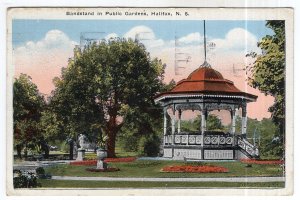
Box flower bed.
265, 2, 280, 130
105, 157, 136, 162
162, 165, 228, 173
240, 159, 284, 165
86, 167, 120, 172
70, 157, 136, 166
70, 160, 97, 166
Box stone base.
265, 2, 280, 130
96, 160, 108, 170
76, 149, 85, 161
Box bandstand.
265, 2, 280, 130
154, 66, 260, 160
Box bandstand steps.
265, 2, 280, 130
237, 137, 259, 159
238, 146, 259, 159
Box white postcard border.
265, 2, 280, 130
5, 7, 294, 196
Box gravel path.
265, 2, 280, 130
13, 160, 71, 171
51, 176, 285, 182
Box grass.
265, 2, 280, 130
37, 179, 285, 188
14, 147, 285, 188
84, 147, 138, 160
115, 147, 139, 157
45, 160, 284, 178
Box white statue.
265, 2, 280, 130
78, 134, 86, 149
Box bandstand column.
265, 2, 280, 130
231, 108, 237, 135
241, 106, 247, 137
201, 108, 207, 160
163, 107, 167, 145
177, 109, 182, 133
171, 109, 176, 145
201, 109, 207, 134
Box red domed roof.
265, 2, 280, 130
187, 67, 224, 80
155, 66, 257, 102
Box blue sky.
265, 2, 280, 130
12, 20, 273, 47
13, 19, 276, 119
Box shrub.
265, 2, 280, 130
138, 134, 161, 157
13, 170, 40, 188
35, 167, 45, 176
34, 167, 52, 179
118, 134, 139, 152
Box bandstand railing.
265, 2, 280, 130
164, 132, 259, 157
164, 131, 235, 146
164, 134, 203, 145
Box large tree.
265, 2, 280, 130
246, 20, 285, 157
247, 21, 285, 132
51, 38, 165, 157
13, 74, 45, 158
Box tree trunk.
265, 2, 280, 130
43, 145, 49, 159
24, 145, 28, 159
106, 111, 118, 158
16, 144, 22, 159
69, 141, 74, 160
107, 129, 117, 158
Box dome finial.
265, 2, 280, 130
200, 60, 211, 68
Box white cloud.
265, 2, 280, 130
15, 29, 77, 55
105, 33, 119, 40
123, 25, 155, 40
210, 28, 259, 53
123, 25, 165, 49
178, 32, 202, 44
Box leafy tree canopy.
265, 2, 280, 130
50, 38, 165, 157
13, 74, 45, 158
247, 20, 285, 131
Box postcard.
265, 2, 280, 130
6, 7, 294, 196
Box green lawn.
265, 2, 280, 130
38, 179, 285, 188
45, 160, 284, 178
83, 148, 139, 160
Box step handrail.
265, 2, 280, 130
236, 135, 259, 158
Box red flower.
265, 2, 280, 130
104, 157, 136, 162
240, 159, 284, 165
70, 160, 97, 166
162, 165, 228, 173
